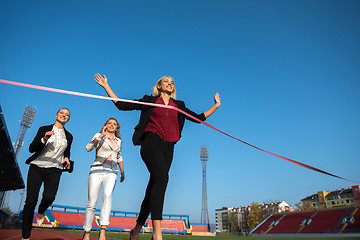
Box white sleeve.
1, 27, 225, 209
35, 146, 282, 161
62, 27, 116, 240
117, 150, 123, 163
86, 133, 101, 152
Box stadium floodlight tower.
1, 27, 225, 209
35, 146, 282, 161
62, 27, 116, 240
1, 105, 37, 211
14, 105, 37, 159
200, 146, 209, 225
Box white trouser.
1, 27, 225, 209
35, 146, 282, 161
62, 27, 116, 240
84, 166, 117, 231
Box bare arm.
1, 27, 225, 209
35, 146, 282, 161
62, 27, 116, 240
203, 92, 221, 119
118, 161, 125, 182
94, 73, 119, 103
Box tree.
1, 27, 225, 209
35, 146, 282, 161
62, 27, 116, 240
229, 212, 240, 232
239, 208, 250, 233
221, 211, 240, 233
295, 201, 314, 211
247, 202, 266, 231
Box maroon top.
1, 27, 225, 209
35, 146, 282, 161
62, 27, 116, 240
144, 97, 179, 142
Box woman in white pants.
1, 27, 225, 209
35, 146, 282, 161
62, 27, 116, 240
83, 118, 125, 240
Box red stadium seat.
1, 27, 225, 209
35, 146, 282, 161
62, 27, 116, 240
51, 211, 97, 228
267, 212, 313, 233
106, 216, 137, 231
342, 208, 360, 233
191, 224, 209, 232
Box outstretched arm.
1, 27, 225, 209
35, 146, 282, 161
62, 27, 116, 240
94, 73, 146, 111
203, 92, 221, 119
94, 73, 119, 103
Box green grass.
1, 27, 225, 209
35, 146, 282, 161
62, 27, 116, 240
53, 229, 360, 240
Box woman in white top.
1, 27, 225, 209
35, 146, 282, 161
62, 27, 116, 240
22, 108, 73, 240
83, 118, 125, 240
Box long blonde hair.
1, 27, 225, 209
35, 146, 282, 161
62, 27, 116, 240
152, 76, 177, 99
100, 118, 121, 139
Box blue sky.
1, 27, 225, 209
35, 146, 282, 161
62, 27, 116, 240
1, 0, 359, 224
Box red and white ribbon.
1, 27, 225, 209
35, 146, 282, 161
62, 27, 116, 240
1, 78, 358, 184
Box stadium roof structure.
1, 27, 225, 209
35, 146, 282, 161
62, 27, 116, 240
0, 105, 25, 191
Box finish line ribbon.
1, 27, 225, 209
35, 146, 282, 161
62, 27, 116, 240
1, 78, 359, 184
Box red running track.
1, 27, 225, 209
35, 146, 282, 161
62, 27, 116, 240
0, 228, 126, 240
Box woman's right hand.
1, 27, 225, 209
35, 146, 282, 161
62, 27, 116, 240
94, 72, 120, 103
94, 73, 108, 88
43, 130, 54, 142
99, 126, 107, 138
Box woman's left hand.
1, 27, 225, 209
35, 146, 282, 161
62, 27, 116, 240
214, 92, 221, 107
63, 157, 70, 169
120, 172, 125, 182
204, 92, 221, 119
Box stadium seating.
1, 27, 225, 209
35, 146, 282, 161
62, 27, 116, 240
341, 208, 360, 233
147, 219, 187, 234
50, 211, 97, 229
190, 223, 209, 232
106, 216, 137, 231
24, 204, 191, 234
251, 214, 284, 234
268, 211, 314, 234
252, 207, 360, 234
299, 208, 348, 233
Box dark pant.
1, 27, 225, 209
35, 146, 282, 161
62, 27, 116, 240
22, 165, 62, 239
136, 132, 175, 226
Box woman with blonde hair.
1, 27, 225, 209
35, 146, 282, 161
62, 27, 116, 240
83, 118, 125, 240
94, 74, 220, 240
22, 108, 73, 240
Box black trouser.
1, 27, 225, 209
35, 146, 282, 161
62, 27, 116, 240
137, 132, 175, 226
22, 164, 62, 239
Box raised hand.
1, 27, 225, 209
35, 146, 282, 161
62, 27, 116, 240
94, 73, 108, 88
214, 92, 221, 107
93, 73, 120, 103
100, 126, 108, 138
203, 92, 221, 119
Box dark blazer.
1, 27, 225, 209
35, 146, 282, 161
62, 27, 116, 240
25, 124, 73, 164
114, 95, 206, 146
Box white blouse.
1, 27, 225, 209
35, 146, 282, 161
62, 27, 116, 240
86, 132, 123, 172
31, 125, 68, 169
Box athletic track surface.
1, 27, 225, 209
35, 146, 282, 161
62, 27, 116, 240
0, 228, 126, 240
